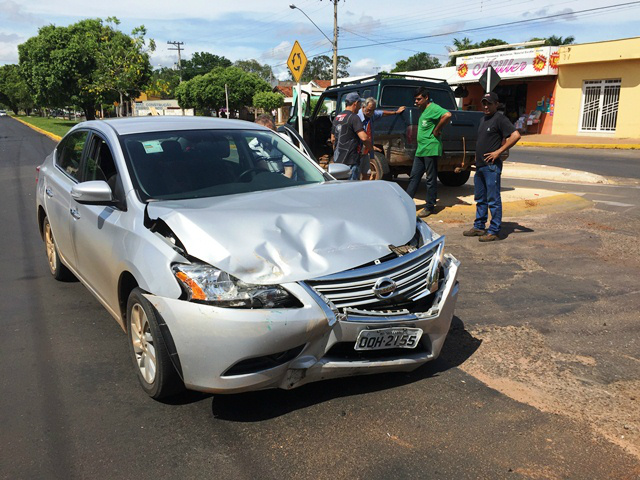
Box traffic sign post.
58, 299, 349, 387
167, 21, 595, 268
287, 41, 308, 138
479, 66, 501, 93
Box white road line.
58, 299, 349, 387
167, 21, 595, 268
592, 200, 636, 207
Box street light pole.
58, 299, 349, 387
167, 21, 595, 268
290, 2, 340, 85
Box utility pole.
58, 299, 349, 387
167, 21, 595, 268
167, 41, 185, 82
332, 0, 339, 86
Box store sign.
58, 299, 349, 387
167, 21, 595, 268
140, 100, 181, 109
455, 46, 559, 82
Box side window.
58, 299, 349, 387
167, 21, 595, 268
56, 131, 88, 180
84, 135, 117, 184
315, 95, 338, 117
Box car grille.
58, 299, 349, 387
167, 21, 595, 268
305, 237, 444, 311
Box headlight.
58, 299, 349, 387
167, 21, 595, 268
172, 263, 300, 308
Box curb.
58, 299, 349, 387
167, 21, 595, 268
423, 193, 592, 223
11, 116, 62, 142
518, 141, 640, 150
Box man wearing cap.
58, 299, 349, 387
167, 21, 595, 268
405, 87, 452, 217
463, 92, 521, 242
331, 92, 373, 180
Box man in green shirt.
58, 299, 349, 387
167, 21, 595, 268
405, 87, 452, 217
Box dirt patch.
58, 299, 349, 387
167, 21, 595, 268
454, 325, 640, 459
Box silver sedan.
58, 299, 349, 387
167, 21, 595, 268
36, 116, 460, 399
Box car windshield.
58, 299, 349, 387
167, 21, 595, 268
121, 128, 328, 201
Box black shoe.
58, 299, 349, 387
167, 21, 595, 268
417, 208, 433, 218
463, 227, 486, 237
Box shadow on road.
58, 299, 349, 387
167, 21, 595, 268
499, 221, 535, 240
205, 315, 481, 422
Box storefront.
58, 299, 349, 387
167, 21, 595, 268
452, 46, 560, 134
552, 37, 640, 138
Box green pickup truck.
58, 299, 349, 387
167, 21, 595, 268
285, 74, 486, 186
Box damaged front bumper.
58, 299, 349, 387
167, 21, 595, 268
146, 250, 460, 394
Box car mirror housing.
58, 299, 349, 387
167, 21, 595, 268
327, 163, 351, 180
71, 180, 114, 205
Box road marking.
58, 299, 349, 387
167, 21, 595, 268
592, 200, 636, 207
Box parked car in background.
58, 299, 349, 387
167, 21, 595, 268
0, 110, 8, 116
36, 116, 460, 399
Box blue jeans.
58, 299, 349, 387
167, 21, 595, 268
348, 164, 360, 181
405, 156, 438, 210
474, 164, 502, 234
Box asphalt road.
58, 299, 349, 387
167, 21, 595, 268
509, 146, 640, 180
1, 116, 639, 479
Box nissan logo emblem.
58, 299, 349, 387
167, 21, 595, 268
373, 277, 397, 299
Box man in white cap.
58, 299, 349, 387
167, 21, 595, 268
463, 92, 521, 242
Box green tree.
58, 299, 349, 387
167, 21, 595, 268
92, 17, 155, 116
296, 55, 351, 82
176, 66, 270, 115
18, 19, 105, 119
252, 91, 284, 111
181, 52, 232, 81
542, 35, 575, 46
0, 64, 34, 114
447, 37, 510, 66
146, 67, 181, 99
391, 52, 441, 72
234, 59, 274, 83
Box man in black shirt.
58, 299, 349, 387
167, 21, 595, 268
463, 92, 521, 241
331, 92, 373, 180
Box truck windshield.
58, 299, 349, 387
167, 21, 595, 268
380, 85, 456, 110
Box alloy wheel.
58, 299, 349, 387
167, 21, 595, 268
44, 221, 57, 275
130, 303, 157, 385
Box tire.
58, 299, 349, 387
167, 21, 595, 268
127, 288, 183, 400
42, 216, 73, 281
437, 170, 471, 187
369, 151, 392, 181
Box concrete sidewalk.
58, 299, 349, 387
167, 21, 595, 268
517, 133, 640, 150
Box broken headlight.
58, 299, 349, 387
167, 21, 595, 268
172, 263, 300, 308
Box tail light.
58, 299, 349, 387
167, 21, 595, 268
36, 166, 40, 184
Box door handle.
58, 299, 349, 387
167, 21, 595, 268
70, 208, 81, 220
45, 187, 54, 197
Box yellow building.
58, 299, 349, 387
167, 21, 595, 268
553, 37, 640, 139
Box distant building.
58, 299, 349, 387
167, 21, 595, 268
272, 80, 331, 124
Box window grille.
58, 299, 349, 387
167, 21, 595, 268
579, 79, 621, 132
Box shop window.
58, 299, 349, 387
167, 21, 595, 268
579, 79, 621, 133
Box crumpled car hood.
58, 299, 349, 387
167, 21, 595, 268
147, 181, 416, 284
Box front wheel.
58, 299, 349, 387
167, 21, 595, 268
369, 152, 392, 181
42, 216, 72, 281
127, 288, 183, 399
438, 170, 471, 187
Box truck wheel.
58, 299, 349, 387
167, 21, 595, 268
438, 170, 471, 187
369, 152, 392, 181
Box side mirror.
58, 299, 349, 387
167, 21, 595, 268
330, 110, 337, 121
71, 180, 114, 205
327, 163, 350, 180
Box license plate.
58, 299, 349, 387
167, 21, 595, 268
354, 327, 423, 351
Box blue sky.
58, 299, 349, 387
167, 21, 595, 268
1, 0, 639, 79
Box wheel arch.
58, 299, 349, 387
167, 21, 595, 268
118, 271, 140, 325
37, 206, 47, 240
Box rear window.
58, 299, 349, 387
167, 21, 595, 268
380, 85, 456, 110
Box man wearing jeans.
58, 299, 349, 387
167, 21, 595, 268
463, 92, 521, 242
405, 87, 451, 217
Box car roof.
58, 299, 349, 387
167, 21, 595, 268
76, 116, 270, 136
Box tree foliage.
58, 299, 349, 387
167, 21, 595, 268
176, 66, 270, 114
18, 19, 105, 119
92, 17, 155, 116
252, 91, 284, 111
18, 18, 155, 119
181, 52, 232, 81
542, 35, 575, 46
146, 67, 181, 99
234, 59, 274, 83
447, 38, 510, 66
0, 64, 34, 114
391, 52, 441, 72
296, 55, 351, 82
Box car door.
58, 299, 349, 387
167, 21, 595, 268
43, 130, 89, 271
70, 132, 126, 312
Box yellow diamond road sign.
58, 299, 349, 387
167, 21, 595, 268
287, 41, 307, 83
